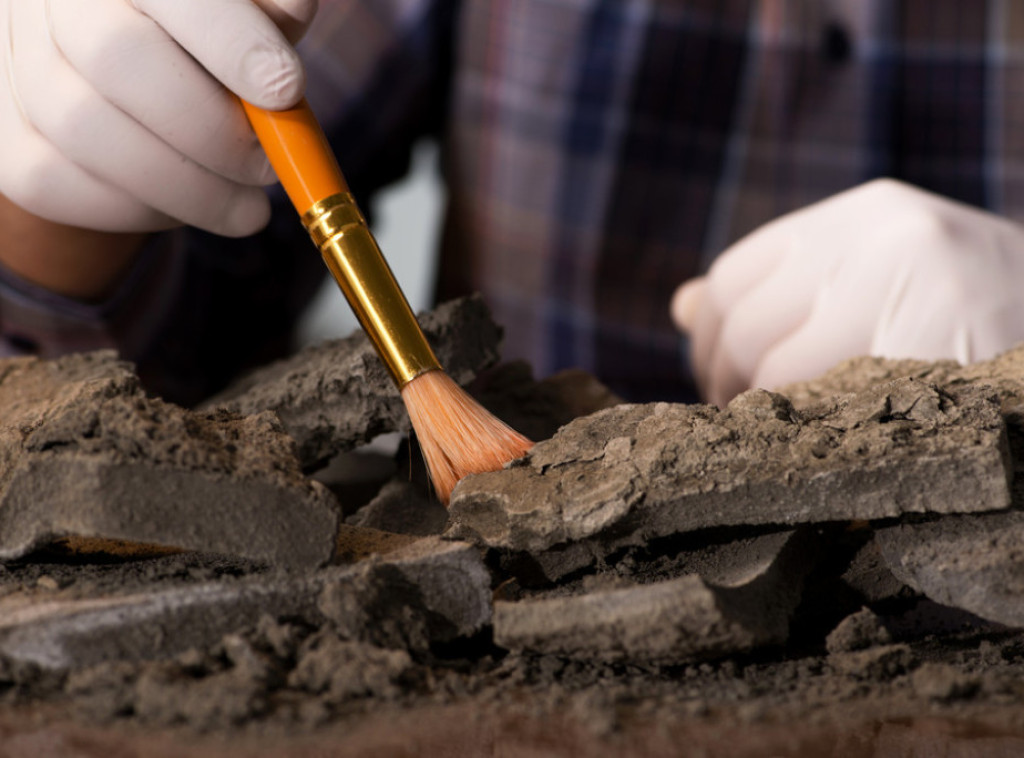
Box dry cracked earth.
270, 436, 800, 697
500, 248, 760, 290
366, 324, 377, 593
1, 295, 1024, 756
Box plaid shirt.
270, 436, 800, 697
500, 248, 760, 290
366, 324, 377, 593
2, 0, 1022, 405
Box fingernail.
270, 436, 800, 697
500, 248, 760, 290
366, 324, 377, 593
243, 44, 305, 109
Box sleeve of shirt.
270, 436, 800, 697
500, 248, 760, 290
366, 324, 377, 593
0, 200, 324, 407
0, 231, 179, 363
0, 0, 454, 407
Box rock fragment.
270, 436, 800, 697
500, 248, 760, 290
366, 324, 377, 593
875, 511, 1024, 628
493, 529, 817, 664
0, 575, 322, 685
783, 346, 1024, 496
839, 538, 910, 604
205, 295, 505, 468
828, 644, 916, 681
448, 379, 1011, 556
346, 480, 447, 537
494, 576, 774, 665
0, 351, 339, 568
288, 632, 416, 704
825, 608, 892, 654
0, 538, 491, 679
318, 537, 492, 652
911, 662, 980, 701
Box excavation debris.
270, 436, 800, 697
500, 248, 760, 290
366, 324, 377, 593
0, 537, 490, 683
825, 608, 892, 654
447, 379, 1012, 563
0, 352, 338, 569
839, 537, 909, 604
779, 345, 1024, 632
8, 307, 1024, 750
205, 295, 506, 468
875, 511, 1024, 628
782, 347, 1024, 490
494, 528, 820, 664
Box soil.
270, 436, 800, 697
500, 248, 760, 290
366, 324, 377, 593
3, 300, 1024, 755
2, 600, 1024, 756
1, 525, 1023, 756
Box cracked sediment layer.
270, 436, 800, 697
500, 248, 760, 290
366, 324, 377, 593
447, 378, 1012, 558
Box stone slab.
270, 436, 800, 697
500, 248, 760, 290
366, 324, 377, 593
825, 608, 892, 654
0, 538, 491, 679
0, 351, 339, 569
876, 511, 1024, 628
448, 379, 1012, 555
493, 528, 817, 664
782, 344, 1024, 510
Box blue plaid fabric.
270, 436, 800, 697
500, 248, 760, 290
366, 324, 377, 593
2, 0, 1023, 405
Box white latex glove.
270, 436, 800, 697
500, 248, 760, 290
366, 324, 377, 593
0, 0, 317, 236
671, 178, 1024, 406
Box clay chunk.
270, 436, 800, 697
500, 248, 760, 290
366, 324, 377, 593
205, 295, 504, 469
0, 351, 339, 569
447, 379, 1012, 554
494, 529, 816, 664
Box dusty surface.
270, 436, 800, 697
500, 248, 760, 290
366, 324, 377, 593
0, 352, 338, 568
876, 510, 1024, 627
492, 528, 822, 664
6, 303, 1024, 755
447, 379, 1011, 577
0, 538, 490, 688
205, 295, 506, 469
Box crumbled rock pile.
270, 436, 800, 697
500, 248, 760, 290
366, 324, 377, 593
2, 296, 1024, 753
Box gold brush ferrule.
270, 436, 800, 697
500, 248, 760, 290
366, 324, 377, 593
301, 192, 442, 387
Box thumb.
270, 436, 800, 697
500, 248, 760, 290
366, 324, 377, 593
670, 277, 706, 334
130, 0, 306, 109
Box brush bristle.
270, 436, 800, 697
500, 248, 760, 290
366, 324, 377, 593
400, 370, 534, 505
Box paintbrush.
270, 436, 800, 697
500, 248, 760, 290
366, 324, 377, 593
241, 98, 533, 504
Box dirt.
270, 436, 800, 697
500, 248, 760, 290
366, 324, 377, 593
4, 611, 1024, 755
3, 299, 1024, 755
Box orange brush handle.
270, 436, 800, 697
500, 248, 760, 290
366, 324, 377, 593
240, 97, 442, 387
240, 99, 347, 214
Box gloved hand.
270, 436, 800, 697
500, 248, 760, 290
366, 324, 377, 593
671, 178, 1024, 406
0, 0, 317, 236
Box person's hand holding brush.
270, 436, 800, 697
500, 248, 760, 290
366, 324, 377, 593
0, 0, 316, 300
0, 0, 315, 237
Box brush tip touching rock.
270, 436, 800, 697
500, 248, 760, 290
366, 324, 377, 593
401, 370, 533, 504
